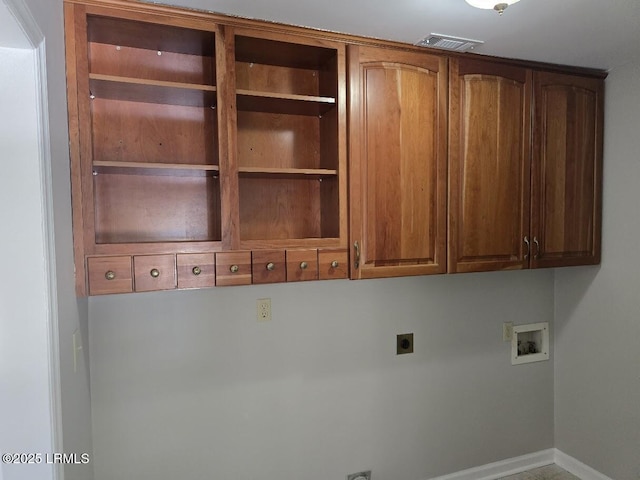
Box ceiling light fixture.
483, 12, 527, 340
465, 0, 521, 15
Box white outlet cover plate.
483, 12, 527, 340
256, 298, 271, 322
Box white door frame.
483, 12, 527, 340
2, 1, 63, 479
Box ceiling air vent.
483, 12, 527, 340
415, 33, 484, 52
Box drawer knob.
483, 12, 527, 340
331, 260, 339, 268
105, 270, 116, 281
266, 262, 275, 271
300, 261, 308, 270
150, 268, 160, 278
230, 264, 239, 273
192, 266, 202, 276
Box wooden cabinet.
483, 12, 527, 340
66, 0, 604, 294
448, 59, 603, 273
531, 71, 603, 267
448, 58, 532, 273
65, 1, 347, 295
65, 3, 223, 295
449, 58, 603, 273
348, 45, 447, 279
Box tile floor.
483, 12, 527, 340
499, 464, 580, 480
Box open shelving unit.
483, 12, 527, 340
85, 15, 221, 245
233, 33, 342, 243
66, 1, 349, 294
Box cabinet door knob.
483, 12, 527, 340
331, 260, 339, 268
266, 262, 275, 271
230, 265, 239, 273
299, 261, 308, 270
523, 236, 530, 260
354, 241, 360, 269
105, 270, 116, 281
192, 266, 202, 276
150, 268, 160, 278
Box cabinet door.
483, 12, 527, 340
531, 72, 603, 267
449, 59, 532, 273
348, 45, 447, 279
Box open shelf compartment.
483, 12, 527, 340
234, 34, 338, 112
239, 176, 339, 241
94, 173, 221, 244
87, 15, 216, 86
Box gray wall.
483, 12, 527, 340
554, 61, 640, 480
89, 270, 554, 480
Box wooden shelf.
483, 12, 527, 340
238, 166, 337, 179
93, 161, 219, 177
89, 74, 216, 107
236, 89, 335, 116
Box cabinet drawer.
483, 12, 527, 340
252, 250, 286, 284
134, 254, 176, 292
286, 249, 318, 282
318, 249, 348, 280
216, 252, 251, 286
177, 253, 216, 289
87, 256, 133, 295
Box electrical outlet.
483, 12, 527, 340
396, 333, 414, 354
347, 471, 371, 480
257, 298, 271, 322
503, 322, 514, 342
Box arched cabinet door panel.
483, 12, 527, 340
449, 58, 532, 273
531, 71, 603, 268
348, 45, 447, 279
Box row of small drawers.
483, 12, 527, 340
87, 248, 348, 295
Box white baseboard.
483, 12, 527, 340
425, 448, 614, 480
554, 449, 614, 480
427, 449, 555, 480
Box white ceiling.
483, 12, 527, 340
155, 0, 640, 71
